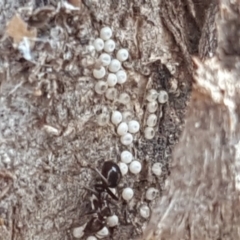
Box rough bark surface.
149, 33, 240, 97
0, 0, 238, 240
143, 0, 240, 239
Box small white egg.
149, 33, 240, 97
128, 120, 140, 134
107, 215, 119, 227
109, 59, 121, 73
158, 90, 169, 104
117, 122, 128, 136
105, 88, 118, 100
104, 39, 116, 53
152, 162, 162, 176
111, 111, 122, 125
129, 160, 142, 174
118, 162, 128, 175
121, 150, 133, 164
139, 204, 150, 219
146, 89, 159, 102
122, 111, 132, 122
118, 92, 130, 105
146, 114, 157, 127
93, 66, 106, 79
72, 225, 86, 238
100, 26, 112, 40
116, 70, 127, 84
99, 53, 111, 66
144, 127, 155, 140
122, 187, 134, 201
147, 101, 158, 113
87, 236, 97, 240
145, 187, 159, 201
95, 81, 108, 94
96, 226, 109, 239
97, 113, 109, 126
120, 133, 133, 145
107, 73, 118, 87
116, 48, 129, 62
93, 38, 104, 51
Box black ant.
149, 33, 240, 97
84, 160, 122, 201
94, 160, 122, 200
83, 161, 122, 235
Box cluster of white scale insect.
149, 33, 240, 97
73, 26, 168, 239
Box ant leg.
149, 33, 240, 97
94, 183, 119, 201
84, 216, 104, 235
85, 164, 109, 186
81, 186, 99, 196
106, 187, 119, 201
81, 187, 103, 213
94, 168, 109, 186
79, 200, 94, 216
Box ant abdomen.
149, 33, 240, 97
101, 160, 122, 188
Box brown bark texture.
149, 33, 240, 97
143, 0, 240, 239
0, 0, 239, 240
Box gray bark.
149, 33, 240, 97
143, 0, 240, 239
0, 0, 238, 240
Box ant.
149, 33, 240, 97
94, 160, 122, 200
83, 161, 122, 235
84, 160, 122, 202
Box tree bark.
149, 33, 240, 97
143, 1, 240, 239
0, 0, 239, 240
